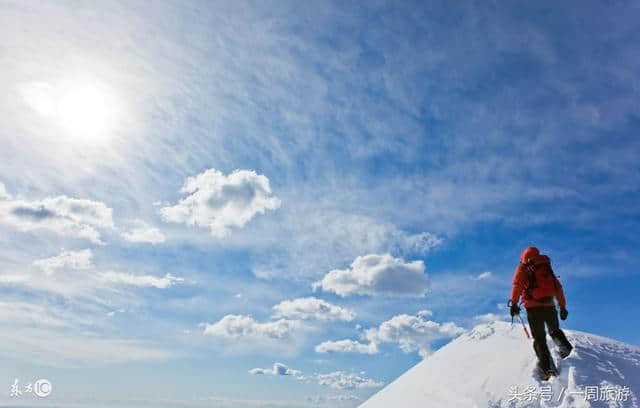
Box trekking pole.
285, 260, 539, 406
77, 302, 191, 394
517, 313, 531, 339
508, 300, 531, 339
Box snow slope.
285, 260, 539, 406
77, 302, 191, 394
360, 321, 639, 408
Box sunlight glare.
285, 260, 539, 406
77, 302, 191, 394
21, 80, 118, 142
58, 84, 114, 139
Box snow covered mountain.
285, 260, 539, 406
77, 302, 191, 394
360, 321, 639, 408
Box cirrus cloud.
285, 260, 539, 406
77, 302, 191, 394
6, 249, 184, 297
99, 271, 184, 289
160, 169, 281, 238
33, 248, 93, 275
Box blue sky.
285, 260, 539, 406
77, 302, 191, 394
1, 0, 639, 406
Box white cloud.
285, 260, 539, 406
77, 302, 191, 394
315, 371, 383, 390
398, 232, 443, 255
0, 301, 71, 329
0, 299, 177, 367
3, 249, 184, 299
0, 274, 30, 284
366, 313, 465, 358
33, 248, 93, 275
121, 219, 166, 244
271, 297, 355, 322
100, 271, 184, 289
474, 313, 508, 323
160, 168, 281, 238
249, 362, 304, 379
317, 312, 464, 358
473, 271, 492, 280
0, 182, 9, 199
248, 364, 381, 391
246, 207, 442, 280
0, 194, 113, 244
314, 339, 378, 355
0, 326, 176, 367
202, 314, 301, 342
307, 394, 362, 405
312, 253, 428, 297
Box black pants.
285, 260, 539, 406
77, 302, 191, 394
526, 306, 573, 372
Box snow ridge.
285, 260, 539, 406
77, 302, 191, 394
360, 321, 639, 408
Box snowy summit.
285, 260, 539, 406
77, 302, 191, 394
360, 322, 640, 408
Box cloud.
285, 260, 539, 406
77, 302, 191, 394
398, 232, 443, 256
160, 169, 281, 238
271, 297, 355, 322
317, 312, 464, 358
473, 271, 492, 280
0, 182, 9, 199
0, 300, 72, 329
314, 339, 378, 355
248, 362, 304, 379
315, 371, 383, 390
0, 299, 177, 367
0, 193, 113, 244
0, 326, 176, 367
248, 364, 381, 391
5, 249, 184, 297
33, 248, 93, 275
307, 394, 362, 405
202, 314, 301, 342
121, 219, 166, 244
0, 274, 30, 284
312, 253, 428, 297
100, 271, 184, 289
202, 298, 354, 354
247, 207, 442, 280
366, 313, 465, 358
473, 313, 508, 323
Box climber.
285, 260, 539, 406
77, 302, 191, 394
509, 246, 574, 379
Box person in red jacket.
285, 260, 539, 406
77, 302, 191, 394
509, 246, 573, 378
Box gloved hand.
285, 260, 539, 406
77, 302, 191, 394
510, 303, 521, 317
560, 308, 568, 320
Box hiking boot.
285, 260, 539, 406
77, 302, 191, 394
550, 329, 573, 359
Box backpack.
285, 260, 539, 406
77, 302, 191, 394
522, 254, 558, 301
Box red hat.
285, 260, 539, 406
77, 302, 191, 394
520, 246, 540, 263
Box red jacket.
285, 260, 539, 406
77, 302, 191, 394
510, 247, 566, 309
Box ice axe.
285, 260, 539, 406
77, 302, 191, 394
508, 300, 531, 339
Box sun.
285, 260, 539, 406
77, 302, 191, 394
58, 84, 115, 138
21, 80, 118, 142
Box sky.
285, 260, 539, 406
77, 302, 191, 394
1, 0, 639, 407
